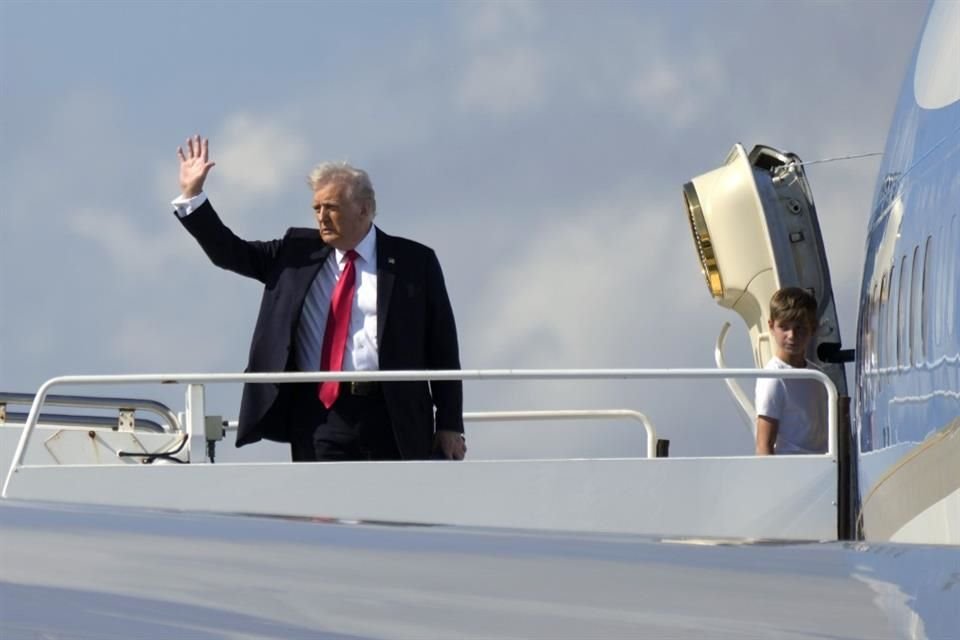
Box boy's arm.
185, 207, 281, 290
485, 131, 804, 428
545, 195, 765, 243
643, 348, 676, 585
756, 416, 779, 455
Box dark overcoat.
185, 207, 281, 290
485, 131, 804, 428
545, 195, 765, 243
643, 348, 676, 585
179, 200, 463, 459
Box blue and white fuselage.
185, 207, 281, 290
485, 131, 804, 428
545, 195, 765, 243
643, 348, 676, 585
855, 0, 960, 542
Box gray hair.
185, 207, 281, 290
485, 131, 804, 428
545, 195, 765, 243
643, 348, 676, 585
307, 162, 377, 217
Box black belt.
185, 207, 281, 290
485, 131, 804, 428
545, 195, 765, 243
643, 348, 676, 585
343, 381, 381, 397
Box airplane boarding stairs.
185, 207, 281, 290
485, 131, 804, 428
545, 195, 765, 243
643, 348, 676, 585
0, 368, 844, 542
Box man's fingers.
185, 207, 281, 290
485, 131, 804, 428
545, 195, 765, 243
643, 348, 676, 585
176, 147, 185, 162
446, 437, 466, 460
201, 137, 209, 162
201, 161, 217, 179
434, 431, 466, 460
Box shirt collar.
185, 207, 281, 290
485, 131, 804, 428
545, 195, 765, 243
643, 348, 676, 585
335, 224, 376, 266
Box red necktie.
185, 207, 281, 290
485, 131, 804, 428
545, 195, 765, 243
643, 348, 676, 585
318, 250, 359, 408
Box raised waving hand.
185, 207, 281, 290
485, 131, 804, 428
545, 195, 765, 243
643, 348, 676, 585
177, 135, 216, 198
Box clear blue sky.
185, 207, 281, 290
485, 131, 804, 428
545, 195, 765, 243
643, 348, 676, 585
0, 0, 929, 460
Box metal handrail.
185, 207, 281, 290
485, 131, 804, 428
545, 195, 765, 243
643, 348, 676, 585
0, 392, 180, 433
2, 412, 167, 434
463, 410, 657, 458
224, 409, 659, 459
1, 368, 839, 499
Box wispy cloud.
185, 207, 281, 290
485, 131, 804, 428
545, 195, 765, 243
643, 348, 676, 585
456, 46, 547, 116
212, 114, 309, 207
108, 314, 235, 374
454, 1, 547, 116
627, 52, 726, 129
459, 0, 541, 44
67, 208, 194, 280
466, 188, 701, 369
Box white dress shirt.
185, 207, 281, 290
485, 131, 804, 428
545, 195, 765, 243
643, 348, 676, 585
172, 192, 379, 373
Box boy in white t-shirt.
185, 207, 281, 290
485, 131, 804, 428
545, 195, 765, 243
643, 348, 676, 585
754, 287, 828, 455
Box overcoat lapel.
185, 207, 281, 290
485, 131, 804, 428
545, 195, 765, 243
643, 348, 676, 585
376, 227, 395, 343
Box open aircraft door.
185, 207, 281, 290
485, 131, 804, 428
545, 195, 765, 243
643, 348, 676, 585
682, 144, 857, 538
683, 144, 849, 427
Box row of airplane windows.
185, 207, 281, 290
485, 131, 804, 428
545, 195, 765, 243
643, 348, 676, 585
863, 212, 959, 373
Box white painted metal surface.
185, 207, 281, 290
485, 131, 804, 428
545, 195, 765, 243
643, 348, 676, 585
0, 424, 186, 471
2, 499, 956, 640
182, 383, 205, 463
891, 487, 960, 544
3, 455, 838, 540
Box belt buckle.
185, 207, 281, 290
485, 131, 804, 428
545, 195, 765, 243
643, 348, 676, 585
350, 381, 373, 396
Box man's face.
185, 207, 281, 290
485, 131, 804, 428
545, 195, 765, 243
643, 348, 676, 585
769, 317, 814, 360
312, 181, 373, 250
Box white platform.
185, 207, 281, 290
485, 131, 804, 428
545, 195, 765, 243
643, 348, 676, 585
2, 453, 838, 540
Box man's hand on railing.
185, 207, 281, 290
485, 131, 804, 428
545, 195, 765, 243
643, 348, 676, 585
434, 430, 466, 460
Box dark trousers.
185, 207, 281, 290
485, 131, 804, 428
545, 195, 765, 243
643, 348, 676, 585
288, 383, 401, 462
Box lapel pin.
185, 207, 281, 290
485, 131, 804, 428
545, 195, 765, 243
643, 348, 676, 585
387, 257, 396, 265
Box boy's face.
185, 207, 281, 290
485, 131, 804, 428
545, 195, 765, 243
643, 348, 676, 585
769, 317, 815, 361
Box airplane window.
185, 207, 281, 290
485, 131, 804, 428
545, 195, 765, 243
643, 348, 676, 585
911, 244, 923, 366
931, 232, 941, 349
878, 274, 888, 371
950, 215, 959, 346
897, 255, 909, 369
868, 283, 879, 374
921, 236, 933, 362
884, 266, 895, 371
937, 226, 951, 351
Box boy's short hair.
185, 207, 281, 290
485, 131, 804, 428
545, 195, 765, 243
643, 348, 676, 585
770, 287, 817, 327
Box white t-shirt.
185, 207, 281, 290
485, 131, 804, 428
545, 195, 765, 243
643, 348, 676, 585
754, 356, 828, 454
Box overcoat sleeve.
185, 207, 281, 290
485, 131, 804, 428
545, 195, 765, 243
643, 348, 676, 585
424, 249, 464, 434
177, 200, 282, 284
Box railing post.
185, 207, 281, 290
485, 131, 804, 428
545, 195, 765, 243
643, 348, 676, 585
183, 384, 206, 464
2, 380, 56, 498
